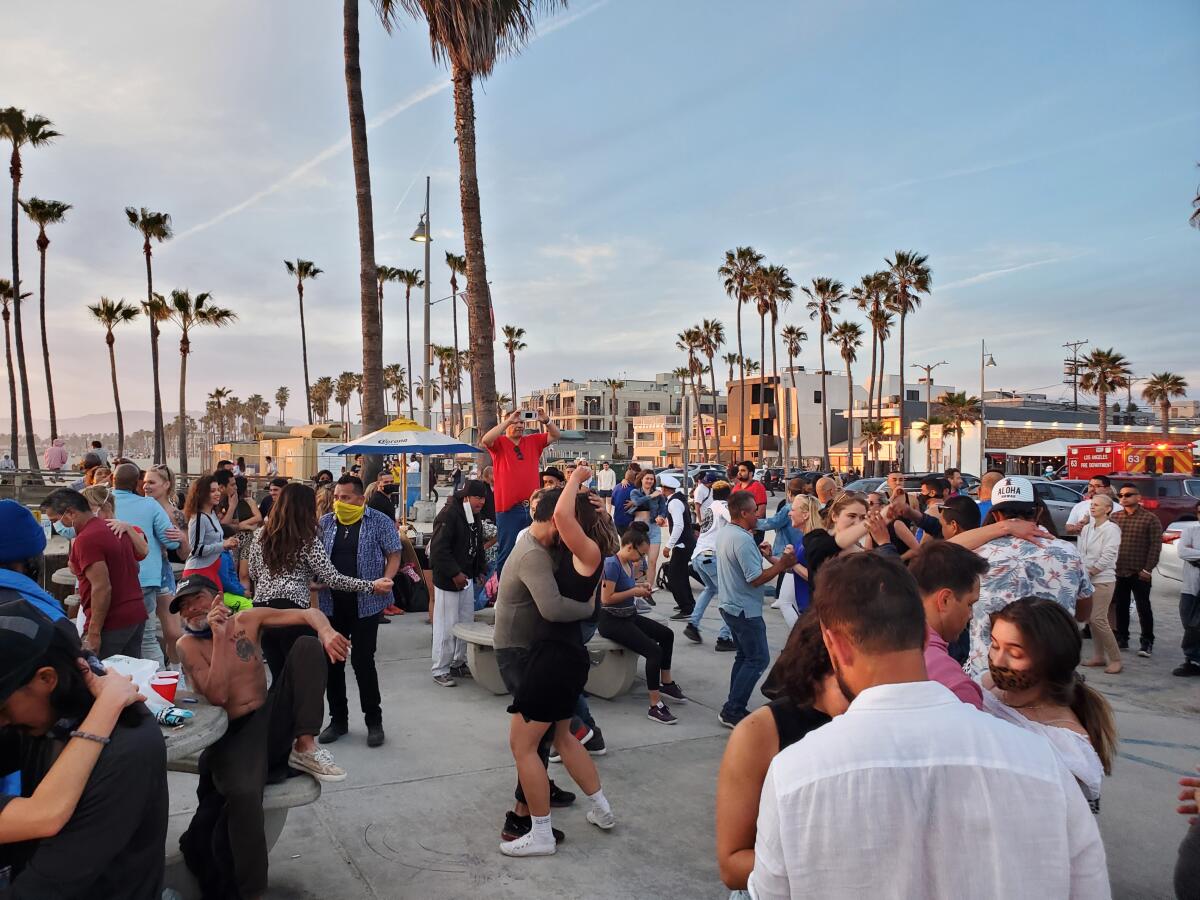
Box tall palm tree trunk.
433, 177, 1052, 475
297, 282, 313, 424
141, 245, 165, 463
876, 336, 886, 469
845, 362, 855, 473
788, 352, 802, 468
1162, 400, 1171, 442
896, 314, 907, 472
736, 303, 745, 460
178, 335, 190, 475
106, 334, 125, 457
705, 352, 719, 464
3, 308, 16, 460
450, 283, 461, 434
770, 319, 780, 465
9, 151, 38, 472
452, 66, 498, 451
759, 313, 768, 463
1098, 387, 1107, 443
689, 369, 708, 460
610, 391, 618, 459
818, 336, 829, 470
35, 234, 57, 440
508, 350, 517, 411
405, 286, 415, 419
867, 329, 877, 474
344, 0, 383, 483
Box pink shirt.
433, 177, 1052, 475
924, 624, 983, 710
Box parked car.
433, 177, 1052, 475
844, 477, 885, 494
1056, 479, 1090, 497
1155, 519, 1198, 583
1100, 473, 1200, 530
1030, 481, 1083, 535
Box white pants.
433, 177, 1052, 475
431, 585, 474, 676
777, 575, 799, 630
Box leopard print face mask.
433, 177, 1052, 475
988, 662, 1038, 692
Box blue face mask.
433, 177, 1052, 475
54, 522, 76, 539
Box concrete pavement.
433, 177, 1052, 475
166, 561, 1198, 899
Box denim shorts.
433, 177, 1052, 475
645, 523, 661, 545
158, 561, 177, 598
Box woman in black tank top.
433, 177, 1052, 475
714, 611, 850, 892
502, 466, 620, 858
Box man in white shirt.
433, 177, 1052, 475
1066, 474, 1113, 535
660, 475, 697, 621
692, 471, 715, 519
594, 461, 617, 512
749, 552, 1109, 900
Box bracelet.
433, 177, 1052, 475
69, 730, 111, 746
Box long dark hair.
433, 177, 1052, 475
27, 626, 143, 728
761, 609, 833, 706
184, 474, 218, 519
991, 597, 1117, 774
259, 482, 318, 575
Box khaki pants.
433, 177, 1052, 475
1089, 582, 1121, 664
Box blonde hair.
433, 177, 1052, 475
315, 484, 334, 520
822, 491, 867, 531
81, 485, 114, 516
790, 494, 821, 535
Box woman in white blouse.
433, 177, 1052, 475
984, 597, 1117, 814
1077, 493, 1122, 674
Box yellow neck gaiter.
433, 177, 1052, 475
333, 500, 365, 526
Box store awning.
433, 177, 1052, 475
1008, 438, 1092, 458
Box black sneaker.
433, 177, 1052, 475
642, 596, 656, 606
1138, 644, 1152, 658
318, 722, 348, 745
549, 782, 576, 807
450, 664, 472, 680
501, 812, 564, 844
659, 681, 687, 703
648, 703, 678, 725
715, 637, 736, 652
669, 611, 691, 621
1172, 661, 1200, 677
1116, 639, 1129, 650
366, 724, 386, 748
584, 727, 607, 756
683, 623, 702, 643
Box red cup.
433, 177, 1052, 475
151, 676, 178, 703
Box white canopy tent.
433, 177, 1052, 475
1008, 438, 1093, 458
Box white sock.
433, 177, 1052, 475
586, 788, 611, 815
531, 814, 554, 842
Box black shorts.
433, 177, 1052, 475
598, 490, 612, 498
507, 639, 589, 724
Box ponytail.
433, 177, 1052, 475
1069, 677, 1117, 776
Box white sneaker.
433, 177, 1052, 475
586, 807, 616, 830
770, 598, 783, 609
499, 831, 557, 857
289, 746, 347, 783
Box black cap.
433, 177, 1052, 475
539, 467, 566, 484
0, 598, 56, 704
169, 574, 221, 613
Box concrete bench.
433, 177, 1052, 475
451, 623, 638, 699
164, 755, 322, 900
473, 606, 496, 625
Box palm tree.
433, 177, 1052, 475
1078, 348, 1132, 444
311, 376, 335, 423
916, 416, 950, 468
335, 372, 357, 433
124, 206, 173, 463
245, 394, 268, 437
859, 419, 885, 467
719, 246, 764, 459
284, 259, 322, 424
722, 351, 740, 388
275, 386, 290, 425
802, 277, 846, 470
830, 321, 863, 473
884, 251, 932, 472
88, 298, 140, 457
1142, 372, 1188, 441
0, 278, 26, 461
697, 318, 725, 461
743, 358, 761, 377
164, 289, 236, 473
754, 264, 794, 463
2, 109, 59, 472
445, 251, 468, 429
603, 378, 624, 459
851, 272, 888, 430
868, 306, 895, 429
501, 324, 526, 410
780, 324, 807, 469
344, 0, 385, 483
19, 197, 70, 440
376, 264, 399, 344
378, 0, 564, 445
495, 393, 511, 420
384, 363, 408, 418
208, 387, 232, 441
938, 391, 981, 470
414, 376, 440, 414
676, 329, 709, 459
396, 268, 424, 418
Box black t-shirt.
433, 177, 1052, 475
258, 495, 274, 518
0, 711, 167, 899
767, 697, 831, 750
330, 520, 362, 582
531, 548, 601, 646
802, 529, 842, 587
367, 490, 396, 521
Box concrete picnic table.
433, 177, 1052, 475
161, 691, 228, 764
51, 567, 75, 587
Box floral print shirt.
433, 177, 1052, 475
967, 536, 1094, 678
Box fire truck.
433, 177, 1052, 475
1066, 442, 1194, 479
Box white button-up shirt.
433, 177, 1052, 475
749, 680, 1110, 900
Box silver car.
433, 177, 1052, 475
1031, 481, 1084, 536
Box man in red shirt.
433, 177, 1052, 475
482, 408, 561, 573
45, 488, 147, 658
731, 460, 769, 543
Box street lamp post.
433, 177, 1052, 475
411, 176, 432, 502
911, 360, 947, 470
979, 340, 997, 475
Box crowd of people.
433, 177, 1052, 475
0, 410, 1197, 897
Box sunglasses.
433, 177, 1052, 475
513, 445, 524, 461
1118, 492, 1138, 498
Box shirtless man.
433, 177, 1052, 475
174, 574, 349, 900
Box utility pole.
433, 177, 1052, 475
1063, 340, 1088, 411
911, 361, 947, 471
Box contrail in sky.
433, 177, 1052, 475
174, 0, 609, 243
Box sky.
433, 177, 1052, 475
2, 0, 1198, 425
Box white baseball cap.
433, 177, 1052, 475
659, 473, 681, 489
991, 476, 1036, 508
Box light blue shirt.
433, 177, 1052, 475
716, 524, 767, 618
113, 489, 179, 589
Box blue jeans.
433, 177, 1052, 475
495, 504, 532, 574
139, 585, 165, 666
690, 555, 731, 641
719, 609, 769, 723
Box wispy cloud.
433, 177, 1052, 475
938, 251, 1090, 291
173, 0, 610, 243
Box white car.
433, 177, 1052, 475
1155, 519, 1198, 583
